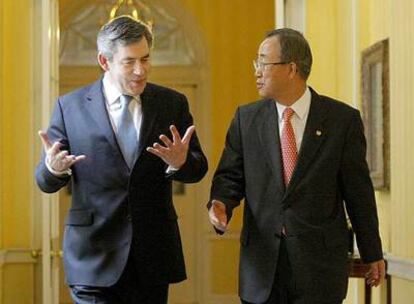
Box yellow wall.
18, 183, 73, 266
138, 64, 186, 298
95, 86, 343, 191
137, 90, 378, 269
306, 0, 338, 97
390, 0, 414, 302
307, 0, 414, 303
1, 0, 33, 248
360, 1, 392, 302
358, 3, 393, 303
0, 0, 35, 303
390, 0, 414, 257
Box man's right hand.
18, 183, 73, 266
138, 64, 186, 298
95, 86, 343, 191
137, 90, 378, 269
38, 130, 85, 172
208, 200, 228, 232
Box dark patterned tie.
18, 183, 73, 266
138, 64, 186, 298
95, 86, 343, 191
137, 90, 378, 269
117, 94, 138, 169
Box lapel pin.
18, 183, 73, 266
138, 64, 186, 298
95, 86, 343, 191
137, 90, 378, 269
316, 130, 322, 136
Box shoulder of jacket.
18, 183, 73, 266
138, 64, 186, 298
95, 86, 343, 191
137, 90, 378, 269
146, 82, 186, 99
238, 99, 273, 114
58, 80, 99, 104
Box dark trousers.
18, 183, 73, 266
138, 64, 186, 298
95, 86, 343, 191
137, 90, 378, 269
241, 236, 342, 304
69, 256, 168, 304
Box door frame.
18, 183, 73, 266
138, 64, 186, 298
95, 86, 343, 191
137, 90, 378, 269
32, 0, 61, 303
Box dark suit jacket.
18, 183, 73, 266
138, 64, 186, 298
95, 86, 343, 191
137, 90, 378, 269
209, 88, 382, 303
36, 80, 208, 287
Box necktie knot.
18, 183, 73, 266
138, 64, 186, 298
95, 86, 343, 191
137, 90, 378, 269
120, 94, 133, 107
283, 107, 295, 121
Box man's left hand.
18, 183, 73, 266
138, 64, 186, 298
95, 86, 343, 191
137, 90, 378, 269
366, 259, 386, 287
147, 125, 195, 169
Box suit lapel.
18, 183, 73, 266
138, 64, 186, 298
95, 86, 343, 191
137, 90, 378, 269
83, 80, 160, 171
84, 80, 121, 155
259, 100, 286, 194
136, 84, 159, 158
283, 88, 328, 200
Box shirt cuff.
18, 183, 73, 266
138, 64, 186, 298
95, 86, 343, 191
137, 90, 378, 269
45, 156, 72, 177
166, 165, 179, 174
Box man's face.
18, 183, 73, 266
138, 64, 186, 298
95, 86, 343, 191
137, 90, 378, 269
255, 36, 290, 100
99, 38, 151, 96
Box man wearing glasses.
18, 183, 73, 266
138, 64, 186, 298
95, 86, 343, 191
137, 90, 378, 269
208, 28, 385, 304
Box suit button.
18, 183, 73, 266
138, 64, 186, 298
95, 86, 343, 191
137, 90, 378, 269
126, 214, 132, 221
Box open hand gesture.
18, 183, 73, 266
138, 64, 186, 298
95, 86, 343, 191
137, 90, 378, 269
147, 125, 195, 169
38, 130, 85, 172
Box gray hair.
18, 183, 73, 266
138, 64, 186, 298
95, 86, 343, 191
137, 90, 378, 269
97, 15, 153, 60
266, 28, 312, 80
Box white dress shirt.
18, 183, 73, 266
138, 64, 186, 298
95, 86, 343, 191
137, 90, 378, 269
275, 87, 311, 152
102, 73, 142, 142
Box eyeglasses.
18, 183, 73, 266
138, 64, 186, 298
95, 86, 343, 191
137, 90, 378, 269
253, 59, 289, 71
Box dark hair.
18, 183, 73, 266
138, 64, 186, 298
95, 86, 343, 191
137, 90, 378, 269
266, 28, 312, 80
97, 15, 153, 60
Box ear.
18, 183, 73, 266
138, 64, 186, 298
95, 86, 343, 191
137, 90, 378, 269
288, 62, 298, 79
97, 53, 110, 71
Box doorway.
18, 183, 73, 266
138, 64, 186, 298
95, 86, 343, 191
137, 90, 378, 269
34, 1, 210, 303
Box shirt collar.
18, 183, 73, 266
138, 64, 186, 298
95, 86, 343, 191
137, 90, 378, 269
276, 87, 311, 122
102, 72, 140, 105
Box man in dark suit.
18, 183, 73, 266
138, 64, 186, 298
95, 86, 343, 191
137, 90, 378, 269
208, 28, 385, 304
36, 16, 207, 303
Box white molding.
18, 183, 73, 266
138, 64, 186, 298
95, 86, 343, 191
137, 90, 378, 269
0, 249, 37, 265
285, 0, 306, 34
38, 1, 61, 304
303, 0, 307, 35
41, 0, 53, 297
352, 279, 360, 304
277, 0, 307, 33
275, 0, 285, 28
385, 254, 414, 281
351, 0, 360, 108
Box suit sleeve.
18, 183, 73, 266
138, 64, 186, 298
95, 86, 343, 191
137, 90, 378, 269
208, 108, 245, 222
169, 94, 208, 183
339, 109, 383, 263
35, 98, 71, 193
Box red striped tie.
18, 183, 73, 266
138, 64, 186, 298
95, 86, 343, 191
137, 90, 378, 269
281, 108, 297, 185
